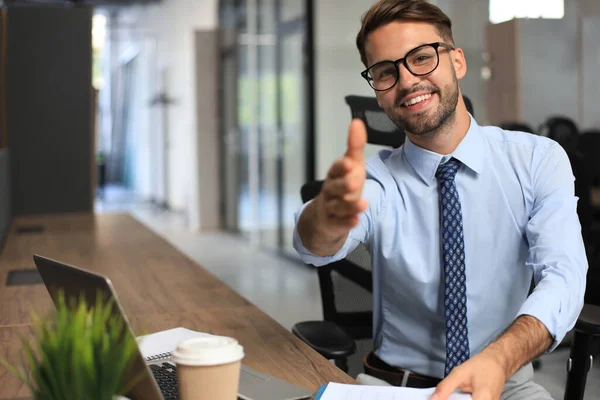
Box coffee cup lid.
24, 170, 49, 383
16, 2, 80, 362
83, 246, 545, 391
172, 336, 245, 366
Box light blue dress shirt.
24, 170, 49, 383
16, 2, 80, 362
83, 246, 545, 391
293, 116, 588, 379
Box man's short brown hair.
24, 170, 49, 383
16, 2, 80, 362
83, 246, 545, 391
356, 0, 454, 67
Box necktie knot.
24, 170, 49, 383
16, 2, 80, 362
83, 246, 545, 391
436, 159, 461, 182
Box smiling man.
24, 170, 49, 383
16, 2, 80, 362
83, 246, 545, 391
293, 1, 588, 399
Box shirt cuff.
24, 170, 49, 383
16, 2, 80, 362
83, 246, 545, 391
515, 282, 569, 352
292, 201, 361, 267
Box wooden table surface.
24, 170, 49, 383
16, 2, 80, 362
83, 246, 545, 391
0, 213, 355, 399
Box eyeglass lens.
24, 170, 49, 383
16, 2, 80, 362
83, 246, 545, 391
367, 45, 439, 91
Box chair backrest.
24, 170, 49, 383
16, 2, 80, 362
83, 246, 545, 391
575, 131, 600, 249
344, 95, 475, 149
576, 131, 600, 307
344, 95, 404, 148
577, 130, 600, 185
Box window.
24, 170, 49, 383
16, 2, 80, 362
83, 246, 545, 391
489, 0, 564, 24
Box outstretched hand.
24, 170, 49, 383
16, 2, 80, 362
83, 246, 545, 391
316, 119, 369, 235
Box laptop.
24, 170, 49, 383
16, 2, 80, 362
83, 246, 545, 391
32, 255, 313, 400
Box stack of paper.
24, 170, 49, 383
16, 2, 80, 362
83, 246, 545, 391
315, 383, 472, 400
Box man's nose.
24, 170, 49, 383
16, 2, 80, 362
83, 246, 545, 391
396, 62, 419, 90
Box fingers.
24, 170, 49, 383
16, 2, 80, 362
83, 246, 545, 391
345, 118, 367, 164
324, 198, 368, 219
430, 370, 464, 400
327, 157, 353, 180
324, 175, 362, 199
317, 120, 368, 231
325, 155, 365, 194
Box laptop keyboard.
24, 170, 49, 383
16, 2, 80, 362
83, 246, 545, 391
149, 363, 179, 400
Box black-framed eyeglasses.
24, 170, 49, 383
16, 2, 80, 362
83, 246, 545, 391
361, 42, 455, 91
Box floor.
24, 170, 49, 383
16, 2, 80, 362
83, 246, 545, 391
96, 187, 600, 400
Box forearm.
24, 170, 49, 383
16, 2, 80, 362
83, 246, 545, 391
297, 198, 349, 257
481, 315, 553, 378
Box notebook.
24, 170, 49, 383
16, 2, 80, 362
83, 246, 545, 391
314, 383, 473, 400
137, 327, 214, 361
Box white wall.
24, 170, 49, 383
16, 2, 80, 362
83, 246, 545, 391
314, 0, 376, 179
582, 16, 600, 130
115, 0, 218, 231
512, 0, 599, 131
436, 0, 489, 125
580, 0, 600, 15
518, 0, 579, 130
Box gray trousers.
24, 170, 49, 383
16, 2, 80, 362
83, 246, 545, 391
501, 363, 554, 400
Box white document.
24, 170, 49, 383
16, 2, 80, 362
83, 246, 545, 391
136, 327, 214, 360
320, 383, 472, 400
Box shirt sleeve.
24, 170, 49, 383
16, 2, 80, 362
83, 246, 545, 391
293, 177, 385, 267
517, 142, 588, 351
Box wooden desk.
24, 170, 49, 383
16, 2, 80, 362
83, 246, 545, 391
0, 213, 355, 399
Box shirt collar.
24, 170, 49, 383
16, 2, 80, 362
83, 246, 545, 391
402, 114, 484, 186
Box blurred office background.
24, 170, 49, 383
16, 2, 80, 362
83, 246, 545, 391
3, 0, 599, 254
0, 0, 599, 398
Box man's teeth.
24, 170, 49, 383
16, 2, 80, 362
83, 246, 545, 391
403, 93, 432, 107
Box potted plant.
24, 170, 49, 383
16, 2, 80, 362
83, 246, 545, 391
1, 291, 141, 400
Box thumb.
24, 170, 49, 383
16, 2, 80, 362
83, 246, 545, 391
430, 372, 463, 400
345, 118, 367, 163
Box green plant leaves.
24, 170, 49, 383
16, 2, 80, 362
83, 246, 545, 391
0, 290, 141, 400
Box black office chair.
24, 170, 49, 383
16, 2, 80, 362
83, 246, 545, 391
562, 154, 600, 400
565, 304, 600, 400
562, 128, 600, 400
576, 130, 600, 282
577, 130, 600, 187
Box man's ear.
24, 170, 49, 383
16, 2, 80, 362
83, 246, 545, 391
452, 47, 467, 80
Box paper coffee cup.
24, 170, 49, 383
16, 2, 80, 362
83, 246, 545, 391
172, 336, 244, 400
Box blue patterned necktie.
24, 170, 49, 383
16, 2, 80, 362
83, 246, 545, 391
436, 158, 470, 377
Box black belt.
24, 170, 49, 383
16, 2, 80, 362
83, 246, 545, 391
363, 352, 442, 388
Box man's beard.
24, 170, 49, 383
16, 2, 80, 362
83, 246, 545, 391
388, 72, 460, 137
